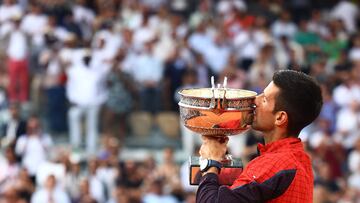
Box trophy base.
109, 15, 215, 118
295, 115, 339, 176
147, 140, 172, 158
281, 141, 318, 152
189, 156, 243, 185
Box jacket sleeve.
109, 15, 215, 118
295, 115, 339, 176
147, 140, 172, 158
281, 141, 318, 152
196, 169, 296, 203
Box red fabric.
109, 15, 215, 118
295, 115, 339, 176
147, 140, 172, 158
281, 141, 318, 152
219, 167, 243, 185
216, 119, 242, 129
224, 15, 255, 38
231, 137, 313, 203
7, 58, 29, 102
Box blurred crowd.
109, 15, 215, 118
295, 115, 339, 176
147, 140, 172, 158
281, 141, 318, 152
0, 0, 360, 202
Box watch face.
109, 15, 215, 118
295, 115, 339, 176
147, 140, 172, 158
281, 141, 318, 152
200, 159, 209, 171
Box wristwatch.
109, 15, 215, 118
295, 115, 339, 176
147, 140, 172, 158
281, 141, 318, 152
199, 158, 222, 173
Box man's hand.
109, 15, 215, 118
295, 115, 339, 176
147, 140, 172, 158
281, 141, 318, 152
199, 136, 229, 162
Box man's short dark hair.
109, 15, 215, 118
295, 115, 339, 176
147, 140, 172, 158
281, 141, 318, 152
272, 70, 323, 136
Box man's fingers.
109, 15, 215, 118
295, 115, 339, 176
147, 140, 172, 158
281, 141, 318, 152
202, 135, 229, 144
199, 145, 204, 156
217, 137, 229, 144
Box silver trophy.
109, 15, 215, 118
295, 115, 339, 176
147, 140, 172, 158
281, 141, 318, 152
178, 77, 257, 185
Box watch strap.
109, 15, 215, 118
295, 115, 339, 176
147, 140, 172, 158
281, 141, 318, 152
201, 159, 222, 173
209, 159, 222, 171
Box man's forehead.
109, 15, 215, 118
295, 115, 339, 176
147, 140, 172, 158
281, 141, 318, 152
264, 81, 278, 96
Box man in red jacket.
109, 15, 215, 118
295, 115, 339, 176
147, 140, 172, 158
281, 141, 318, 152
197, 70, 323, 203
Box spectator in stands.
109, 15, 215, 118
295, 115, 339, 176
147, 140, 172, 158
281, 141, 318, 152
64, 158, 82, 202
85, 158, 105, 203
72, 0, 95, 42
0, 147, 20, 193
73, 178, 98, 203
314, 161, 342, 202
153, 147, 181, 196
4, 15, 29, 104
349, 33, 360, 62
163, 46, 188, 111
102, 49, 137, 139
0, 102, 27, 148
348, 138, 360, 194
142, 178, 178, 203
132, 40, 164, 114
66, 51, 107, 154
15, 116, 52, 182
20, 2, 48, 74
106, 182, 130, 203
31, 174, 70, 203
271, 11, 297, 39
191, 52, 213, 87
0, 0, 23, 25
38, 35, 68, 134
248, 44, 276, 89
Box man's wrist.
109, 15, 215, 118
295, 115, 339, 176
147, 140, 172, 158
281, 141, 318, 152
202, 156, 223, 162
202, 167, 220, 176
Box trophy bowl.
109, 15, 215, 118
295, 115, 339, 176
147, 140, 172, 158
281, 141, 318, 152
178, 87, 257, 185
178, 88, 257, 137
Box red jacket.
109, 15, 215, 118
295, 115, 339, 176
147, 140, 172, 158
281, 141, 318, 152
197, 137, 313, 203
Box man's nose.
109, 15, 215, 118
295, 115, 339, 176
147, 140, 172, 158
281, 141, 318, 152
254, 96, 260, 106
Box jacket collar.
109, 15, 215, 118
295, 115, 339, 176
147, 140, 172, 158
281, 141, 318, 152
257, 137, 302, 154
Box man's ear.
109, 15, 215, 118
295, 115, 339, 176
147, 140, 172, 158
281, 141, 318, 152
275, 111, 288, 127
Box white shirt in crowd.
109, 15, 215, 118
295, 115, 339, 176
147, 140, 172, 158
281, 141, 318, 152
92, 30, 122, 60
4, 119, 18, 145
31, 186, 71, 203
0, 3, 22, 23
271, 20, 298, 39
0, 158, 20, 192
7, 29, 28, 60
188, 31, 213, 56
133, 25, 157, 50
349, 47, 360, 62
334, 107, 360, 149
274, 39, 304, 68
204, 42, 230, 74
66, 59, 107, 107
234, 31, 263, 60
348, 172, 360, 191
132, 52, 164, 85
333, 83, 360, 108
72, 4, 95, 25
142, 193, 178, 203
348, 148, 360, 174
153, 34, 176, 63
15, 134, 53, 176
89, 175, 105, 203
0, 155, 6, 183
96, 167, 117, 200
331, 0, 359, 33
120, 6, 142, 30
21, 12, 48, 46
72, 4, 95, 40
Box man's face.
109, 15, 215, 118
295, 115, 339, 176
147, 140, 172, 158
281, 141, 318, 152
45, 176, 56, 190
9, 105, 19, 119
251, 81, 279, 133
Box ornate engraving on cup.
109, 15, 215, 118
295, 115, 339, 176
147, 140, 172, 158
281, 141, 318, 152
178, 88, 257, 137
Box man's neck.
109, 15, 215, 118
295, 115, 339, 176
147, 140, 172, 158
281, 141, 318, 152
263, 129, 288, 145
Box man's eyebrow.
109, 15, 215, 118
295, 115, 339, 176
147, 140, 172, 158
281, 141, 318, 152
263, 91, 267, 98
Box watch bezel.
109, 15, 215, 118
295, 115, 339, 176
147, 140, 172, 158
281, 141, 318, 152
200, 158, 222, 173
200, 158, 209, 172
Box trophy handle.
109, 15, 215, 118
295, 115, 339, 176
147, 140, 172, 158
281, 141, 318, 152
189, 155, 243, 185
189, 134, 242, 185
